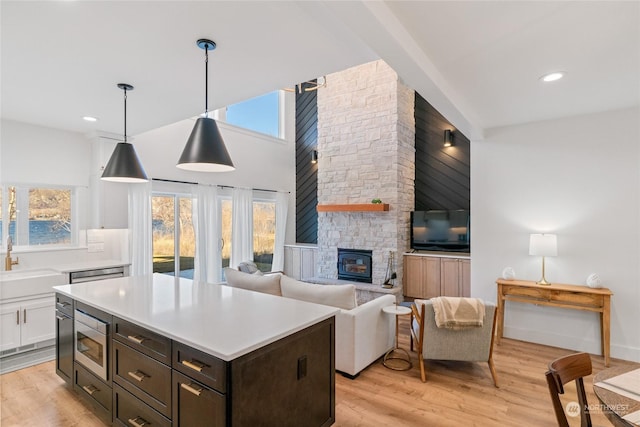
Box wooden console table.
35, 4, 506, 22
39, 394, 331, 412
495, 279, 613, 366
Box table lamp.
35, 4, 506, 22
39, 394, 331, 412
529, 233, 557, 285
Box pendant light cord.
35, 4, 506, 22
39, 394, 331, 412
204, 43, 209, 118
123, 87, 128, 143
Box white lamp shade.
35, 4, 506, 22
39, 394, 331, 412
529, 234, 557, 257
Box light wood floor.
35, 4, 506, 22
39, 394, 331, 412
1, 319, 638, 426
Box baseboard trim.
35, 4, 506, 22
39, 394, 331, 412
503, 326, 640, 363
0, 345, 56, 374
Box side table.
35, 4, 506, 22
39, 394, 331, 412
382, 305, 412, 371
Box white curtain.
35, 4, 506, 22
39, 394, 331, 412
271, 192, 289, 272
128, 182, 152, 276
192, 185, 220, 283
230, 188, 253, 269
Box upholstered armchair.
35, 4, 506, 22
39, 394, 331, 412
410, 299, 498, 386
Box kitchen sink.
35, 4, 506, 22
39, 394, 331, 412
1, 268, 67, 300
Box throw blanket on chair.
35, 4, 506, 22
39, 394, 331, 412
431, 297, 485, 330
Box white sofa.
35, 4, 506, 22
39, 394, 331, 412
223, 268, 395, 377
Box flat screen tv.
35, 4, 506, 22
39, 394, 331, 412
410, 209, 470, 252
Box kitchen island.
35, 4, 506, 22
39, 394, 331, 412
54, 273, 337, 426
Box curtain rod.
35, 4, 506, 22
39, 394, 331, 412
152, 178, 290, 194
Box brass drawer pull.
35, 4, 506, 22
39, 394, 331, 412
181, 359, 206, 372
127, 370, 148, 382
180, 382, 203, 396
82, 384, 99, 395
127, 335, 146, 344
127, 416, 148, 427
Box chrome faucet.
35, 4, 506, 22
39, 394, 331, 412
5, 236, 19, 271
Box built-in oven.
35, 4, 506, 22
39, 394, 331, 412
74, 308, 109, 381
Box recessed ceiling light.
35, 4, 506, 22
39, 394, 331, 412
83, 116, 98, 122
540, 72, 565, 83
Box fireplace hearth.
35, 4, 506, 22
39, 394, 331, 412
337, 248, 373, 283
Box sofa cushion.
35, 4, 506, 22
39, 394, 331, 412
223, 268, 281, 296
280, 275, 357, 310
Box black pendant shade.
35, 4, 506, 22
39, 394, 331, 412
101, 83, 148, 183
102, 142, 148, 182
177, 117, 234, 172
177, 38, 234, 173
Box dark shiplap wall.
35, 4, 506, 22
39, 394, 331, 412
295, 83, 318, 243
295, 90, 469, 241
414, 93, 470, 210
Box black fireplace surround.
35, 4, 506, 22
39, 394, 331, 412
337, 248, 373, 283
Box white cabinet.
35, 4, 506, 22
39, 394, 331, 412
284, 244, 318, 281
0, 296, 55, 352
0, 303, 22, 351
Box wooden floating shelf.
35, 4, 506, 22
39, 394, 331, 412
317, 203, 389, 212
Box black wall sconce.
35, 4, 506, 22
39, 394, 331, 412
444, 129, 453, 147
311, 150, 318, 164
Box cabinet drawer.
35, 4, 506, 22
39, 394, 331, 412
74, 362, 112, 415
113, 383, 171, 427
113, 340, 172, 417
55, 293, 73, 317
173, 371, 226, 427
503, 285, 605, 307
173, 342, 227, 393
113, 316, 172, 365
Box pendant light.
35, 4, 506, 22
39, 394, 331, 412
101, 83, 148, 183
177, 39, 234, 172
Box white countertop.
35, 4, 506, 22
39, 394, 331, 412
55, 259, 130, 273
404, 251, 471, 259
54, 274, 338, 362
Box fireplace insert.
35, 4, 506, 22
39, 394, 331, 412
337, 248, 373, 283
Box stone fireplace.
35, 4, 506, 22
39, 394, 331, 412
315, 60, 415, 294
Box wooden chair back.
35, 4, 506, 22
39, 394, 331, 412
545, 352, 592, 427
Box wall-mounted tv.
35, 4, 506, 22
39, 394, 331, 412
410, 209, 470, 252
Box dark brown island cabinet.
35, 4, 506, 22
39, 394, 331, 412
56, 292, 336, 427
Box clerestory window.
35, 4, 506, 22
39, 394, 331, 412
223, 91, 282, 139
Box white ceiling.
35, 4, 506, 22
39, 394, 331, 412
2, 1, 639, 141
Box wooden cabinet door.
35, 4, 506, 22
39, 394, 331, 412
0, 302, 21, 351
440, 259, 471, 297
56, 311, 74, 383
440, 258, 461, 297
460, 259, 471, 297
21, 298, 56, 346
403, 255, 424, 298
423, 257, 442, 299
173, 371, 225, 427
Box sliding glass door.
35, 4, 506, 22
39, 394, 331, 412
152, 194, 195, 279
253, 200, 276, 272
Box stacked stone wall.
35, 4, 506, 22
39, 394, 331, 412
316, 60, 415, 288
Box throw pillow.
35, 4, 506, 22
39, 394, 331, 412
224, 268, 282, 296
280, 275, 357, 310
238, 261, 259, 274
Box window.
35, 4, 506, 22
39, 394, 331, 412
1, 185, 75, 247
152, 194, 195, 279
217, 194, 275, 279
253, 200, 276, 272
225, 91, 281, 138
220, 198, 232, 273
